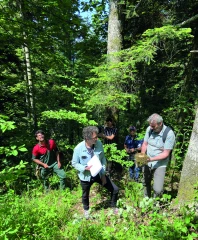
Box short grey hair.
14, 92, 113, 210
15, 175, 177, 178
147, 113, 163, 124
82, 126, 99, 140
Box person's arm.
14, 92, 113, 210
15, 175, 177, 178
148, 149, 171, 162
71, 146, 88, 172
56, 152, 61, 168
33, 159, 49, 168
124, 144, 129, 153
136, 146, 141, 151
102, 127, 117, 140
104, 134, 115, 140
141, 143, 171, 162
124, 136, 133, 153
100, 133, 115, 140
141, 141, 148, 154
50, 139, 62, 168
141, 126, 150, 154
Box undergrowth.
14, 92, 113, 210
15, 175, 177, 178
0, 168, 198, 240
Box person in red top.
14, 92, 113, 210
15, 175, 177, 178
32, 130, 66, 190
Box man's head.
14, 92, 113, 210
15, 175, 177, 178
147, 113, 163, 133
106, 117, 113, 127
35, 130, 45, 142
129, 126, 137, 136
83, 126, 98, 145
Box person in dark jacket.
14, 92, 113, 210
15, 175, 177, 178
124, 126, 143, 181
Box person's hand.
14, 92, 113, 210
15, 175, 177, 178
126, 149, 130, 153
43, 163, 49, 168
147, 157, 151, 162
101, 175, 107, 186
85, 165, 92, 171
130, 148, 135, 153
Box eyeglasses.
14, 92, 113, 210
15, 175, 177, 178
90, 136, 98, 140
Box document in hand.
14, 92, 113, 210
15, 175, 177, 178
87, 155, 103, 177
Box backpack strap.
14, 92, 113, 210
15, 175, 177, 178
162, 126, 171, 143
148, 128, 153, 138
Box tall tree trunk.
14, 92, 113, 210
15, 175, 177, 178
107, 0, 122, 63
23, 32, 36, 129
19, 0, 37, 129
106, 0, 122, 121
177, 105, 198, 203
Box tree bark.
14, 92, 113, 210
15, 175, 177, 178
19, 0, 37, 129
177, 105, 198, 203
23, 32, 36, 128
106, 0, 123, 137
107, 0, 122, 63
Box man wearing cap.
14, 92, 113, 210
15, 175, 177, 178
124, 126, 143, 182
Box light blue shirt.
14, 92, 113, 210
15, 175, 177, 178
72, 139, 106, 181
144, 124, 175, 169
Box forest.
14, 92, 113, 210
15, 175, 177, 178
0, 0, 198, 239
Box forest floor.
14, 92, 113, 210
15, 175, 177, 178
71, 165, 181, 220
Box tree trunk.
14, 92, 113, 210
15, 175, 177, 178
177, 106, 198, 203
107, 0, 122, 63
106, 0, 122, 122
23, 33, 36, 129
19, 0, 37, 129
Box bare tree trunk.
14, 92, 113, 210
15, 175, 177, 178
106, 0, 122, 122
18, 0, 37, 129
23, 32, 36, 128
107, 0, 122, 63
177, 105, 198, 203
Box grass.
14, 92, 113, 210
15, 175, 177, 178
0, 167, 198, 240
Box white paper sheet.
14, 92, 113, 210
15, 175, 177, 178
87, 155, 103, 177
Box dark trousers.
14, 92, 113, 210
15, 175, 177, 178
80, 174, 119, 210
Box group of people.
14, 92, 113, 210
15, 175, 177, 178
32, 113, 175, 219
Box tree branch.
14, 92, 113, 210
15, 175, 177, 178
177, 14, 198, 27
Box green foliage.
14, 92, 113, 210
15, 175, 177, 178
121, 25, 193, 70
0, 144, 27, 157
163, 103, 195, 170
123, 181, 144, 207
41, 110, 97, 126
103, 143, 131, 168
85, 25, 194, 119
0, 189, 75, 239
1, 184, 197, 239
0, 161, 28, 185
0, 115, 16, 133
